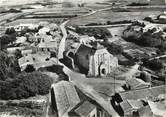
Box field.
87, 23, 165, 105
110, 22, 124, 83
67, 9, 162, 26
4, 18, 64, 26
85, 3, 111, 10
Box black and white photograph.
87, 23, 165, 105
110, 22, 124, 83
0, 0, 165, 117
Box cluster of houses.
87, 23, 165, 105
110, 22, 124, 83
112, 85, 166, 117
6, 22, 61, 71
50, 77, 165, 117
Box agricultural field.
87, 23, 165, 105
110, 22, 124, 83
4, 18, 63, 26
0, 13, 23, 23
67, 9, 162, 26
85, 3, 111, 10
24, 7, 89, 15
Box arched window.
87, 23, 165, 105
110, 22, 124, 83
101, 68, 106, 75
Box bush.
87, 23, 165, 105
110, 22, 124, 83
24, 64, 36, 73
107, 43, 123, 55
0, 50, 21, 80
75, 27, 112, 39
140, 32, 162, 47
122, 25, 163, 48
0, 71, 53, 100
143, 59, 164, 71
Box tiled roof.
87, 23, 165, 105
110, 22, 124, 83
138, 106, 152, 117
120, 99, 144, 115
70, 101, 96, 117
51, 81, 81, 117
119, 85, 165, 101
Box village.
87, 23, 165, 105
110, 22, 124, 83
0, 0, 166, 117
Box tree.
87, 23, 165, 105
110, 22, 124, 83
50, 51, 57, 58
143, 59, 163, 71
140, 32, 162, 47
0, 51, 9, 80
24, 64, 36, 73
0, 34, 16, 47
14, 49, 23, 59
0, 71, 53, 100
5, 27, 16, 35
107, 43, 123, 55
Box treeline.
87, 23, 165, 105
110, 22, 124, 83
122, 24, 166, 51
75, 27, 112, 39
84, 20, 144, 26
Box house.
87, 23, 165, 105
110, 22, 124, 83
37, 35, 57, 52
69, 101, 98, 117
88, 48, 118, 77
18, 52, 57, 71
15, 36, 27, 44
21, 49, 33, 56
38, 41, 57, 52
143, 24, 163, 34
117, 85, 165, 101
7, 46, 25, 55
120, 99, 144, 116
18, 54, 34, 70
14, 23, 38, 32
79, 35, 96, 46
51, 81, 112, 117
38, 27, 50, 35
159, 12, 166, 23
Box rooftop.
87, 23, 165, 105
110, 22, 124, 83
51, 81, 81, 117
119, 85, 165, 101
120, 99, 144, 114
69, 101, 96, 117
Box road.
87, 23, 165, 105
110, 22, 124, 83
58, 20, 69, 59
56, 7, 120, 117
149, 55, 166, 61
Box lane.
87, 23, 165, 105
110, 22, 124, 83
58, 20, 69, 59
57, 6, 120, 117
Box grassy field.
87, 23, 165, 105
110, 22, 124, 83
85, 3, 111, 10
67, 9, 162, 26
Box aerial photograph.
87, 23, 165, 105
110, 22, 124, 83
0, 0, 165, 117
